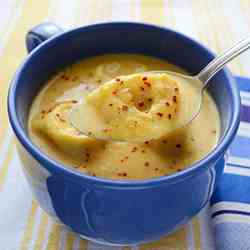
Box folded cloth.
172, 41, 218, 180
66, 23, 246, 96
211, 76, 250, 250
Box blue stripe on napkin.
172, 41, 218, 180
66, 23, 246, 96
211, 76, 250, 250
241, 105, 250, 123
229, 135, 250, 158
214, 223, 250, 250
211, 173, 250, 205
235, 76, 250, 92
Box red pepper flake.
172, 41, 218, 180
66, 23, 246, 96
144, 82, 151, 87
122, 105, 128, 111
116, 78, 120, 82
102, 128, 111, 133
56, 113, 66, 122
61, 74, 67, 79
118, 172, 127, 177
131, 147, 137, 153
176, 144, 181, 148
148, 98, 153, 102
138, 101, 144, 107
144, 141, 150, 145
168, 114, 172, 119
173, 96, 177, 103
120, 157, 128, 163
144, 162, 149, 167
112, 90, 117, 95
140, 86, 145, 91
142, 76, 147, 81
109, 103, 113, 107
156, 112, 163, 117
62, 75, 69, 80
165, 102, 170, 106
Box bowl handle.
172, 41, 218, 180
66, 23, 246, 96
26, 22, 63, 53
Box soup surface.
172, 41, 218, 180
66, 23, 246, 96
29, 54, 220, 180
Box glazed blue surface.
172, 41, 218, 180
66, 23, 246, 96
8, 22, 240, 245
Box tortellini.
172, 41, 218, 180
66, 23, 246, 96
70, 73, 181, 142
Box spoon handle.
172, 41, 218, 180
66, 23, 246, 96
198, 36, 250, 87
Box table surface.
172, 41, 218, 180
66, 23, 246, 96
0, 0, 250, 250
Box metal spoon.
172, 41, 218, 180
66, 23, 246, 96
157, 36, 250, 125
70, 36, 250, 141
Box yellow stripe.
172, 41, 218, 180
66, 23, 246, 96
189, 1, 206, 45
103, 0, 112, 22
204, 1, 222, 52
0, 0, 51, 249
216, 0, 246, 76
139, 227, 187, 250
165, 0, 175, 29
46, 223, 62, 250
77, 0, 97, 25
0, 139, 15, 190
196, 0, 245, 76
79, 239, 88, 250
192, 218, 201, 250
190, 0, 218, 51
0, 0, 19, 45
65, 232, 75, 250
0, 0, 50, 149
240, 0, 250, 27
130, 0, 137, 20
20, 201, 39, 250
34, 213, 49, 250
140, 0, 165, 25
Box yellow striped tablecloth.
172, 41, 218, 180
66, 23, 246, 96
0, 0, 250, 249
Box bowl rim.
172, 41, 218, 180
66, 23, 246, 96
8, 21, 241, 188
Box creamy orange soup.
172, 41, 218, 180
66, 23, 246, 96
28, 54, 220, 180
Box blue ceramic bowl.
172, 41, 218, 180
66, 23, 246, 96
8, 22, 240, 246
